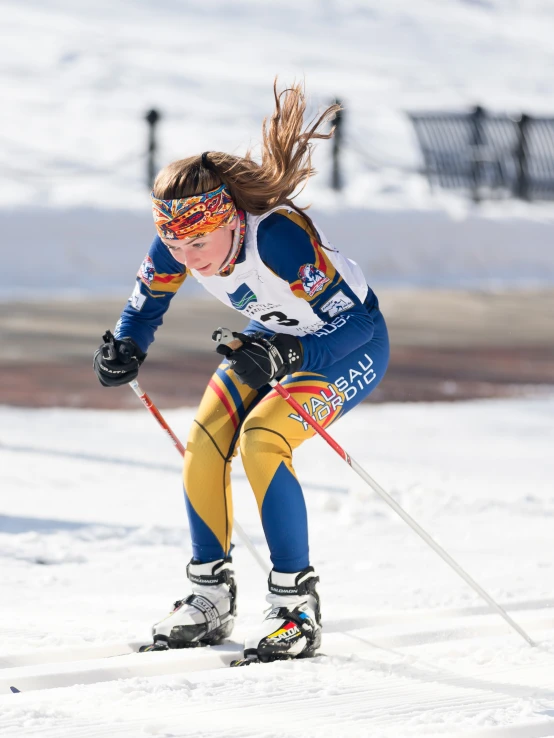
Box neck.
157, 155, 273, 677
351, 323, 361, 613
217, 210, 245, 275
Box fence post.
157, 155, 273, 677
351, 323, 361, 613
331, 99, 343, 191
515, 113, 530, 201
470, 105, 485, 203
145, 109, 161, 188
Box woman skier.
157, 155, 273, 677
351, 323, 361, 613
93, 81, 390, 663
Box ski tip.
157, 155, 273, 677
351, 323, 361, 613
230, 657, 260, 667
9, 686, 21, 694
139, 642, 169, 653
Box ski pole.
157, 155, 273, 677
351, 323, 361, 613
213, 328, 536, 647
128, 379, 270, 575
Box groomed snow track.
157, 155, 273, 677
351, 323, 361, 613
2, 602, 554, 738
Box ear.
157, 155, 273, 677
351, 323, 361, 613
228, 216, 238, 231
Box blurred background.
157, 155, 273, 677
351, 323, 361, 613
2, 0, 554, 409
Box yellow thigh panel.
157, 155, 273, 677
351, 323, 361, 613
183, 361, 258, 553
239, 378, 327, 513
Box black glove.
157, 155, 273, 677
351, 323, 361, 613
93, 330, 147, 387
216, 332, 303, 390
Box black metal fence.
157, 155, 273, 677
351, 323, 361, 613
409, 107, 554, 202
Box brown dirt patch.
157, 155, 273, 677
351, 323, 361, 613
2, 291, 553, 408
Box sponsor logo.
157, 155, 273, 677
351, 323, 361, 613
188, 575, 221, 586
333, 354, 376, 401
268, 622, 301, 643
288, 353, 376, 430
314, 314, 350, 337
298, 264, 330, 297
271, 586, 299, 595
138, 255, 155, 287
299, 320, 326, 333
243, 301, 281, 318
288, 384, 344, 429
320, 290, 355, 317
227, 283, 257, 310
129, 282, 146, 311
188, 595, 219, 629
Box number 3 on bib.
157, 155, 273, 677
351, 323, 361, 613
260, 311, 299, 327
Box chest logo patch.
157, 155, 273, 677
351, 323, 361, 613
320, 290, 355, 317
298, 264, 330, 297
227, 283, 257, 310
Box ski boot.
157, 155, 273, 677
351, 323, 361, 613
148, 558, 237, 650
242, 566, 321, 663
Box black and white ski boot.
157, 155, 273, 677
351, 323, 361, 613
243, 566, 321, 663
149, 558, 237, 649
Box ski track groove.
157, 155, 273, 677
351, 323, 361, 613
0, 683, 543, 738
2, 637, 553, 707
2, 606, 554, 737
2, 672, 553, 738
1, 619, 553, 697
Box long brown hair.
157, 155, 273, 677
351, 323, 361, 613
153, 80, 340, 236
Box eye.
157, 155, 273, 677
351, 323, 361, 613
192, 242, 205, 249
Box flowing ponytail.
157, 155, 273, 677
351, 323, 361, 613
153, 80, 340, 228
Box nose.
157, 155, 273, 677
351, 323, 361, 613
185, 251, 207, 269
177, 244, 205, 269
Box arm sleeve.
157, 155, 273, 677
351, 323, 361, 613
257, 212, 374, 371
113, 236, 187, 353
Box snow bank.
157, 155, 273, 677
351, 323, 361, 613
3, 204, 554, 299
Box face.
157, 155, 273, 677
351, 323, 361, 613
161, 218, 237, 276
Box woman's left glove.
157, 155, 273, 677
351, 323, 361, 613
216, 332, 303, 390
93, 330, 147, 387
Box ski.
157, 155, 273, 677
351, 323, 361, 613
1, 641, 245, 694
0, 641, 142, 670
7, 604, 542, 693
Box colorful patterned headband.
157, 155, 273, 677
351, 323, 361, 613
152, 183, 237, 240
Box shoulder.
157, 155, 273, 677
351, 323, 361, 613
147, 236, 186, 274
137, 236, 187, 295
257, 209, 316, 245
256, 209, 317, 280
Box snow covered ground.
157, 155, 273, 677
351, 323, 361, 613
1, 396, 554, 737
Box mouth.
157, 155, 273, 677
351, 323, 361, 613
196, 264, 211, 272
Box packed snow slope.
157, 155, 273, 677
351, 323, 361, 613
3, 0, 554, 295
1, 396, 554, 737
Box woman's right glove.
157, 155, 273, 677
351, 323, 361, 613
215, 331, 303, 390
93, 330, 146, 387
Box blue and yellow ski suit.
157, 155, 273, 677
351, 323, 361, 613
115, 207, 390, 572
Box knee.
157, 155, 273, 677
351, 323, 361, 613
183, 420, 226, 489
185, 418, 204, 449
239, 421, 292, 465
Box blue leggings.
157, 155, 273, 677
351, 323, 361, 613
183, 310, 390, 572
